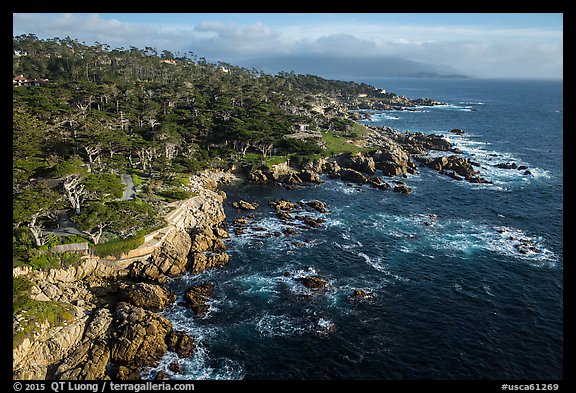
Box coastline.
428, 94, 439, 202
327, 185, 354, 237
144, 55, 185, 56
13, 123, 546, 379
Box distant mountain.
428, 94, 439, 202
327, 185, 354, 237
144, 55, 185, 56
237, 55, 470, 79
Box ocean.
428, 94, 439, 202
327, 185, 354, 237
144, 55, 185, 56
148, 78, 563, 380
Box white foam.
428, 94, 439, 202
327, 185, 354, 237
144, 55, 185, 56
358, 252, 409, 282
315, 318, 336, 334
255, 313, 307, 337
459, 101, 485, 105
373, 213, 558, 267
428, 103, 475, 112
419, 132, 551, 189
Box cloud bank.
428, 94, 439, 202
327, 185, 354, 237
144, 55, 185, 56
12, 13, 563, 79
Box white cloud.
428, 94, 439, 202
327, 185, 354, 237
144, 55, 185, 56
12, 13, 563, 78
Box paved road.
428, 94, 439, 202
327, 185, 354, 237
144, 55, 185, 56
43, 173, 136, 238
43, 210, 85, 237
120, 173, 135, 201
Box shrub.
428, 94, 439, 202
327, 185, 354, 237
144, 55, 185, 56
156, 189, 196, 202
92, 235, 145, 258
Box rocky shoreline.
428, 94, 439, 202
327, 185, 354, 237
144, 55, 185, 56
12, 172, 237, 380
13, 126, 500, 380
245, 125, 492, 191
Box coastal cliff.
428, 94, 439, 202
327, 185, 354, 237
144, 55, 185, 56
12, 172, 236, 380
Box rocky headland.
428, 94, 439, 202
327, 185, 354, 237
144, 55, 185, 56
13, 125, 491, 380
246, 125, 491, 190
12, 171, 237, 380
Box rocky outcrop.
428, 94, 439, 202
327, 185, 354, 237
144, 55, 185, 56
336, 153, 376, 175
119, 283, 175, 312
248, 169, 268, 183
13, 171, 232, 380
190, 252, 231, 274
110, 303, 173, 368
339, 168, 369, 184
183, 282, 214, 318
189, 226, 230, 274
304, 200, 328, 213
13, 307, 89, 380
147, 229, 192, 278
268, 199, 297, 212
54, 308, 113, 380
414, 155, 492, 184
232, 200, 259, 210
495, 162, 517, 169
350, 289, 372, 300
297, 276, 328, 289
166, 331, 195, 358
393, 182, 413, 194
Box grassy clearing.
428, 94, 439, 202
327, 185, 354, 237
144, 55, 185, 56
321, 131, 369, 156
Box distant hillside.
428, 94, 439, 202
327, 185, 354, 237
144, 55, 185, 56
237, 55, 470, 79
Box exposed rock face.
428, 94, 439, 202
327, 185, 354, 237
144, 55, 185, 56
450, 128, 465, 135
119, 283, 175, 312
495, 162, 517, 169
393, 183, 413, 194
232, 200, 260, 210
166, 331, 195, 358
414, 154, 492, 184
148, 229, 192, 278
248, 169, 268, 183
14, 171, 231, 380
110, 303, 172, 368
190, 252, 230, 274
13, 308, 89, 380
305, 200, 328, 213
190, 227, 226, 253
297, 276, 328, 289
336, 153, 376, 175
189, 226, 230, 274
299, 169, 321, 183
301, 216, 326, 228
54, 308, 113, 380
268, 199, 297, 212
351, 289, 372, 300
368, 176, 391, 190
184, 282, 214, 318
339, 168, 369, 184
325, 161, 341, 178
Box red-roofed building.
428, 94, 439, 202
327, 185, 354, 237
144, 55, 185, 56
13, 74, 49, 87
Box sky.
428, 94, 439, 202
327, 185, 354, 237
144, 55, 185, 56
12, 13, 563, 79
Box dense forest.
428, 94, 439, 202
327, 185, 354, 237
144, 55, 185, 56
13, 34, 409, 269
